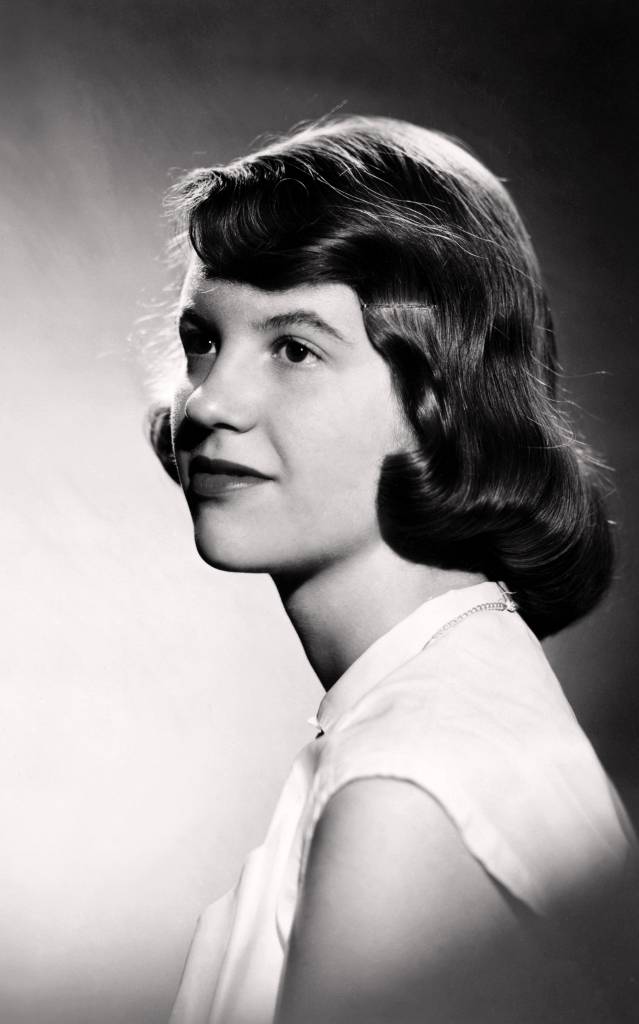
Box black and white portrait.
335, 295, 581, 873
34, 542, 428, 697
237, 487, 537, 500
3, 3, 637, 1022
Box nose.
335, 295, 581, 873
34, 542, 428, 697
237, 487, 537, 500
183, 352, 260, 434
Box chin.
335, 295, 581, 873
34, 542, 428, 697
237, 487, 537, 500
191, 522, 337, 579
193, 528, 267, 574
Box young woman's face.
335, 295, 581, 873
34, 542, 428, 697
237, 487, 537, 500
172, 259, 413, 578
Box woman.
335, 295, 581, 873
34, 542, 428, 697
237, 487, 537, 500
148, 117, 637, 1024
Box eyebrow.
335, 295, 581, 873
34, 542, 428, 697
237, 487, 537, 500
178, 308, 209, 329
251, 311, 350, 344
177, 307, 351, 345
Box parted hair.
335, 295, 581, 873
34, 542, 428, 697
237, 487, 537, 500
149, 115, 614, 638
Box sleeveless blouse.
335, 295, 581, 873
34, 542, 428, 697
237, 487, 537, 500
169, 582, 636, 1024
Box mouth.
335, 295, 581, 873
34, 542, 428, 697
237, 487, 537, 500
187, 455, 273, 499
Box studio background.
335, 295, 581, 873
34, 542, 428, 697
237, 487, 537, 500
2, 2, 636, 1022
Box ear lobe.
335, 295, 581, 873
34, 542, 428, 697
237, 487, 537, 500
147, 404, 181, 484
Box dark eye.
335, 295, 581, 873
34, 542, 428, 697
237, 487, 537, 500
275, 338, 319, 365
179, 325, 216, 356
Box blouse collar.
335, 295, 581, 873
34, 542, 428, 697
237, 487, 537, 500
313, 581, 509, 734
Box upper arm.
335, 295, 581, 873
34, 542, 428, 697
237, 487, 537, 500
275, 778, 544, 1024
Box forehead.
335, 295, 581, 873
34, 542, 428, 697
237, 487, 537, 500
179, 257, 364, 331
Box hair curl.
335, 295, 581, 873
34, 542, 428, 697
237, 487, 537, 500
149, 115, 614, 638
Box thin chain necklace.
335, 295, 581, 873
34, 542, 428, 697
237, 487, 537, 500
314, 584, 518, 738
425, 583, 517, 648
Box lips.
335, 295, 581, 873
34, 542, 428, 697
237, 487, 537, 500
188, 456, 272, 498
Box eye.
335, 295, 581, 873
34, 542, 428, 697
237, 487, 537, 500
179, 324, 217, 357
273, 337, 320, 366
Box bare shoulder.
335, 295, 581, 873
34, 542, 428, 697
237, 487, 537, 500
275, 777, 548, 1024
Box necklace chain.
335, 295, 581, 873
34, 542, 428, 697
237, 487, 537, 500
314, 586, 517, 738
425, 585, 517, 648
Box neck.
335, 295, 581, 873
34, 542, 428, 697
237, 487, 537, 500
272, 542, 485, 690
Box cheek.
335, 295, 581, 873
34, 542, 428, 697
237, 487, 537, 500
171, 375, 191, 419
283, 381, 401, 501
169, 382, 191, 471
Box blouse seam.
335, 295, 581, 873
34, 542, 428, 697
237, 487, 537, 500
298, 760, 545, 915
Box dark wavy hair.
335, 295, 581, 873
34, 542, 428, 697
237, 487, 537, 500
148, 115, 613, 638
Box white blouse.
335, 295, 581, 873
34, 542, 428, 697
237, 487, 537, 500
169, 581, 635, 1024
